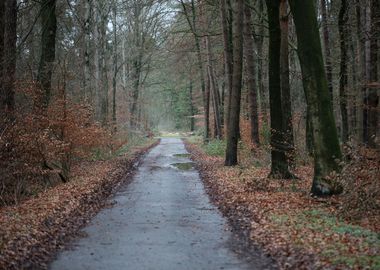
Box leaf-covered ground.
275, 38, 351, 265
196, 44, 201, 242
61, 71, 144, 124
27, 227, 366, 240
184, 140, 380, 270
0, 139, 159, 270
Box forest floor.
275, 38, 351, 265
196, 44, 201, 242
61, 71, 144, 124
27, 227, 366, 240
49, 138, 275, 270
184, 137, 380, 270
0, 138, 159, 270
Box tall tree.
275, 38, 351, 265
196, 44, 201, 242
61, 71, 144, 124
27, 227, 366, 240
338, 0, 349, 142
320, 0, 334, 100
2, 0, 17, 113
0, 0, 4, 112
225, 0, 244, 166
266, 0, 293, 178
219, 0, 233, 130
279, 0, 294, 164
289, 0, 343, 196
366, 0, 379, 147
205, 35, 222, 139
243, 2, 259, 146
37, 0, 57, 108
83, 0, 92, 102
180, 0, 209, 141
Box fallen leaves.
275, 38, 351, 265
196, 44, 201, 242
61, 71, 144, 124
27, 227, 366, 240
184, 140, 380, 270
0, 140, 159, 270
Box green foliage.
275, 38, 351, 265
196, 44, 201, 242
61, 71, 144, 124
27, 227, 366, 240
270, 209, 380, 268
202, 139, 226, 157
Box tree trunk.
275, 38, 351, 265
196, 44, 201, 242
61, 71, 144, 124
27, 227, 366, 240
220, 0, 233, 130
243, 3, 259, 146
83, 0, 92, 102
280, 0, 294, 164
338, 0, 349, 142
0, 0, 4, 112
320, 0, 334, 100
189, 79, 195, 132
362, 2, 371, 144
180, 0, 209, 141
205, 36, 222, 139
37, 0, 57, 108
289, 0, 343, 196
99, 6, 108, 126
256, 0, 267, 125
112, 3, 117, 132
2, 0, 17, 113
225, 0, 244, 166
266, 0, 293, 178
367, 0, 379, 147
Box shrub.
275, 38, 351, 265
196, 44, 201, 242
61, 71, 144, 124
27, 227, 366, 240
0, 84, 113, 205
336, 141, 380, 220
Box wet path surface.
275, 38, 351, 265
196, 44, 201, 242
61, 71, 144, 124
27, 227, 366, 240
50, 138, 274, 270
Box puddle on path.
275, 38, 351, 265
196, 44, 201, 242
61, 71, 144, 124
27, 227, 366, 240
173, 153, 191, 158
171, 162, 194, 170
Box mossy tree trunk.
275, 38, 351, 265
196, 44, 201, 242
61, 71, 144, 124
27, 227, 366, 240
289, 0, 343, 196
225, 0, 244, 166
266, 0, 293, 178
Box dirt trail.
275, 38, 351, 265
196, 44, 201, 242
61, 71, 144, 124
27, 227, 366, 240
50, 138, 275, 270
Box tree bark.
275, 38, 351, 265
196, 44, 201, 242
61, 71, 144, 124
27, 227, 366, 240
243, 3, 259, 146
37, 0, 57, 108
205, 36, 222, 139
0, 0, 4, 112
266, 0, 293, 178
289, 0, 343, 196
2, 0, 17, 113
225, 0, 244, 166
83, 0, 92, 102
367, 0, 379, 147
280, 0, 294, 164
338, 0, 349, 142
220, 0, 233, 130
112, 2, 117, 132
320, 0, 334, 100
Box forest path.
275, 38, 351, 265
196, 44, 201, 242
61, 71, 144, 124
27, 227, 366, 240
49, 138, 274, 270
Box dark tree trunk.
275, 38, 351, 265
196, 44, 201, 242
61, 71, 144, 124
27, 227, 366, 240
289, 0, 343, 196
338, 0, 349, 142
256, 0, 266, 123
266, 0, 293, 178
220, 0, 233, 130
280, 0, 294, 165
367, 0, 379, 147
225, 0, 244, 166
0, 0, 4, 112
37, 0, 57, 108
320, 0, 334, 100
243, 3, 259, 146
2, 0, 17, 113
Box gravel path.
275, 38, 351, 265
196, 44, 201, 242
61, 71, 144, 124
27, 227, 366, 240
49, 138, 274, 270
